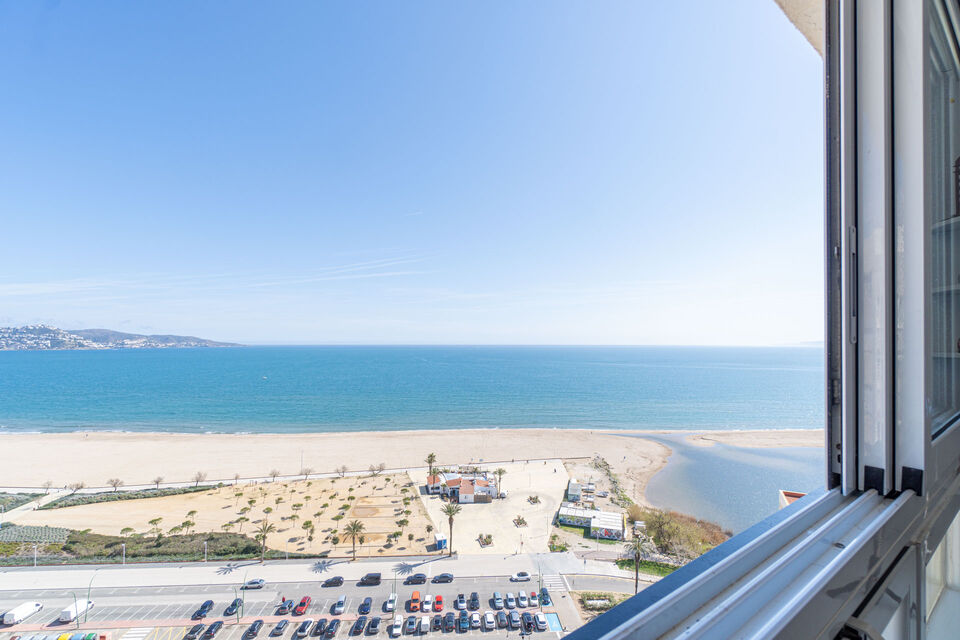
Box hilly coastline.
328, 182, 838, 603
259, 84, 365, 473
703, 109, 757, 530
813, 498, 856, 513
0, 325, 239, 350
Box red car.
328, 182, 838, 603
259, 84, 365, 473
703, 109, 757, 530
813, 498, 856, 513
434, 596, 444, 612
293, 596, 311, 615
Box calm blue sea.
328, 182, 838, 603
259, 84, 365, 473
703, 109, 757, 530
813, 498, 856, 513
0, 346, 823, 434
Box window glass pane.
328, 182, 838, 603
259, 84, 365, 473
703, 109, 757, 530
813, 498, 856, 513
928, 1, 960, 435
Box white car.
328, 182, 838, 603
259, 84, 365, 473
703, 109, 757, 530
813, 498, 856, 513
295, 619, 315, 638
242, 579, 265, 589
390, 614, 403, 637
332, 596, 346, 615
505, 593, 516, 609
469, 612, 481, 629
511, 571, 531, 582
423, 594, 433, 610
535, 612, 548, 631
419, 616, 430, 633
518, 592, 529, 607
483, 611, 496, 630
529, 591, 539, 606
385, 593, 397, 612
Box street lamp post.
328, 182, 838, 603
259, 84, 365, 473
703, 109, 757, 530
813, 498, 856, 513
33, 544, 37, 567
70, 592, 80, 630
121, 543, 125, 565
84, 569, 99, 623
204, 541, 208, 563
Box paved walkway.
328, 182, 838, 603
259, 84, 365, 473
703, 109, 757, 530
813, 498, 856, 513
0, 491, 70, 525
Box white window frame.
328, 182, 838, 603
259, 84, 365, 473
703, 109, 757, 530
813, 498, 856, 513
565, 1, 960, 638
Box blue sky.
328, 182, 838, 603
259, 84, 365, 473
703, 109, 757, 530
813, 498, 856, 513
0, 1, 823, 345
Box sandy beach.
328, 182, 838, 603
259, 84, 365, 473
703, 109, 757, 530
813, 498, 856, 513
0, 427, 821, 493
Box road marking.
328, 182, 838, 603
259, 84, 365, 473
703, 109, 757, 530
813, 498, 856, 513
120, 627, 154, 640
541, 575, 567, 592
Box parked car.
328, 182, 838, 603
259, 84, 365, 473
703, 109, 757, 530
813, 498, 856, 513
508, 611, 521, 629
511, 571, 531, 582
540, 588, 552, 606
350, 616, 366, 636
186, 624, 205, 640
277, 600, 295, 615
518, 592, 528, 608
404, 573, 426, 585
295, 620, 315, 638
422, 594, 433, 611
468, 592, 480, 611
246, 620, 264, 639
403, 616, 417, 635
443, 612, 456, 632
482, 612, 495, 631
202, 622, 223, 639
192, 601, 215, 620
322, 577, 343, 588
358, 598, 372, 615
225, 598, 243, 616
365, 617, 379, 636
496, 611, 507, 628
409, 591, 421, 613
419, 616, 430, 635
521, 612, 535, 632
493, 592, 504, 610
505, 593, 516, 609
433, 595, 443, 612
324, 620, 340, 638
294, 597, 312, 616
457, 611, 470, 633
431, 573, 454, 584
270, 621, 289, 637
310, 620, 327, 637
534, 612, 548, 631
454, 594, 466, 610
390, 615, 403, 637
359, 573, 381, 586
332, 596, 346, 616
469, 613, 480, 629
431, 615, 442, 631
529, 592, 539, 607
385, 593, 397, 613
243, 579, 266, 590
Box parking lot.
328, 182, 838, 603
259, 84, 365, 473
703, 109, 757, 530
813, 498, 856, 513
0, 574, 573, 639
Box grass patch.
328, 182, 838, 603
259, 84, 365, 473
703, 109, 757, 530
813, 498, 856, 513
615, 558, 677, 578
0, 525, 71, 543
0, 493, 41, 511
40, 486, 215, 510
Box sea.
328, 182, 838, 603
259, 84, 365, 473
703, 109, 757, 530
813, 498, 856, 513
0, 345, 825, 531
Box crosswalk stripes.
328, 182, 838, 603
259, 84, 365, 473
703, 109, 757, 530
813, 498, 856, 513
120, 627, 154, 640
541, 574, 567, 591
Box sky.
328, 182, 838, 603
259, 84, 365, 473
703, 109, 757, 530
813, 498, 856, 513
0, 1, 824, 345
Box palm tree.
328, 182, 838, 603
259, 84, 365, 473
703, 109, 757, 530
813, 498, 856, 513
441, 503, 461, 556
107, 478, 123, 492
425, 453, 437, 479
624, 535, 645, 594
254, 520, 277, 562
235, 516, 250, 533
152, 476, 164, 489
344, 520, 365, 558
494, 468, 507, 498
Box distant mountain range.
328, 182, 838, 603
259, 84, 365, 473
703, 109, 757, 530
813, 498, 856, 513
0, 325, 240, 350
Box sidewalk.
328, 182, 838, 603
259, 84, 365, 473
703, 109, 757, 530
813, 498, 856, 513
0, 490, 70, 525
0, 552, 632, 590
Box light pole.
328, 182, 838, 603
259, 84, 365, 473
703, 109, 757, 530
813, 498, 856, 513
33, 544, 37, 567
121, 543, 125, 565
204, 541, 208, 563
84, 569, 99, 623
69, 591, 80, 630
